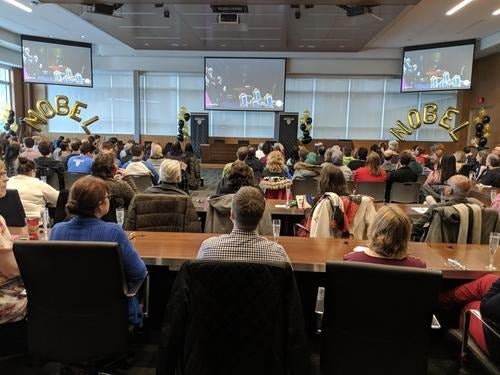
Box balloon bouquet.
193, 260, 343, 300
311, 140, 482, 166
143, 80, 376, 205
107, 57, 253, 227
472, 107, 492, 149
299, 110, 313, 145
177, 106, 190, 142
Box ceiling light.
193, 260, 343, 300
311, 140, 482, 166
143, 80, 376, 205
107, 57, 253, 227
80, 35, 86, 39
493, 8, 500, 15
3, 0, 32, 13
446, 0, 474, 16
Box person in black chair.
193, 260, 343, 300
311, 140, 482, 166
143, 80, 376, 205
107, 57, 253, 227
34, 140, 65, 190
50, 175, 147, 327
385, 150, 418, 202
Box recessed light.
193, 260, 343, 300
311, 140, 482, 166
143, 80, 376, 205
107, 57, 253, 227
171, 43, 179, 46
81, 35, 86, 39
493, 8, 500, 15
259, 44, 265, 48
182, 43, 188, 47
220, 43, 226, 47
48, 35, 53, 38
339, 45, 345, 48
307, 45, 315, 48
299, 45, 304, 48
144, 42, 150, 46
446, 0, 474, 16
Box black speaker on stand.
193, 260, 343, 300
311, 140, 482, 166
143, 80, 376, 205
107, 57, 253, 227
190, 112, 209, 158
275, 112, 299, 159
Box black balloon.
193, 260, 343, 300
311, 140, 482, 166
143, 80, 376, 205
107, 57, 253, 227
476, 130, 483, 138
478, 137, 488, 147
303, 130, 310, 137
177, 134, 184, 142
178, 119, 184, 127
302, 136, 312, 144
475, 123, 484, 132
183, 113, 190, 122
306, 117, 312, 125
300, 123, 307, 131
482, 116, 491, 124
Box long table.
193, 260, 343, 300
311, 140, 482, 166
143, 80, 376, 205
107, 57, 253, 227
130, 231, 498, 280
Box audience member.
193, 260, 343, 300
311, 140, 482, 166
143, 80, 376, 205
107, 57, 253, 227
317, 145, 326, 164
100, 141, 122, 168
50, 176, 147, 326
286, 146, 300, 173
347, 147, 368, 171
34, 140, 65, 189
255, 142, 265, 160
222, 146, 254, 180
162, 142, 173, 158
67, 142, 94, 174
259, 142, 273, 165
166, 141, 186, 163
216, 160, 254, 194
353, 152, 387, 187
344, 205, 426, 268
388, 140, 400, 164
342, 146, 355, 166
120, 139, 135, 164
413, 145, 427, 165
331, 150, 353, 182
454, 150, 466, 172
318, 164, 350, 199
19, 137, 41, 161
0, 160, 27, 324
197, 186, 289, 262
123, 144, 159, 185
422, 153, 457, 201
479, 153, 500, 187
293, 152, 322, 180
4, 137, 20, 177
64, 138, 82, 169
412, 175, 482, 240
145, 159, 188, 196
6, 157, 59, 217
381, 150, 396, 173
147, 142, 165, 172
474, 150, 489, 181
385, 150, 418, 201
263, 150, 290, 178
245, 145, 264, 177
184, 143, 201, 190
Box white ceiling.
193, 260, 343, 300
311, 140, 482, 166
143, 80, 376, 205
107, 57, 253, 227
0, 0, 499, 59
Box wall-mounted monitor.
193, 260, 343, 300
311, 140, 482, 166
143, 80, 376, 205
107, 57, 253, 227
401, 39, 475, 93
204, 57, 286, 111
21, 35, 93, 88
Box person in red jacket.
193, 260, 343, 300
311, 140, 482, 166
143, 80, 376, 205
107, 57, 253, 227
354, 151, 387, 189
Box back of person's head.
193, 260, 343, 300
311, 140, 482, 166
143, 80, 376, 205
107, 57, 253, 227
317, 145, 326, 156
463, 146, 472, 154
357, 147, 368, 160
38, 141, 51, 156
343, 146, 352, 157
319, 164, 349, 196
447, 175, 471, 199
388, 140, 399, 152
453, 150, 466, 164
131, 144, 143, 157
487, 153, 500, 168
266, 150, 285, 173
236, 146, 249, 161
399, 150, 412, 166
150, 142, 163, 158
80, 142, 95, 156
440, 154, 457, 183
231, 186, 265, 230
66, 176, 108, 217
262, 142, 272, 156
24, 137, 34, 148
477, 150, 489, 165
70, 138, 82, 152
370, 144, 380, 154
305, 152, 318, 165
17, 157, 35, 176
108, 137, 118, 145
160, 159, 181, 183
366, 152, 382, 176
185, 142, 194, 154
331, 150, 344, 166
163, 142, 173, 155
170, 141, 183, 156
433, 143, 445, 156
298, 146, 309, 162
368, 205, 411, 259
383, 149, 393, 161
100, 141, 115, 154
247, 146, 256, 157
228, 161, 253, 189
87, 135, 96, 145
92, 153, 116, 179
60, 141, 68, 152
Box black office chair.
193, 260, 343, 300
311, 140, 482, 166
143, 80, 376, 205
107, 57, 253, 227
321, 261, 442, 375
0, 189, 27, 226
64, 172, 87, 190
356, 181, 386, 202
13, 241, 134, 370
157, 260, 309, 375
291, 178, 319, 197
130, 174, 153, 193
389, 182, 421, 203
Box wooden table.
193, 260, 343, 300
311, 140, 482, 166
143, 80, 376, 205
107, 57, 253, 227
130, 231, 498, 279
469, 185, 494, 206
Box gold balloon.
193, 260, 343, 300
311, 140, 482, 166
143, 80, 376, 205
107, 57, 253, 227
306, 124, 312, 131
299, 116, 305, 124
55, 95, 70, 116
484, 131, 490, 138
182, 128, 189, 136
484, 123, 491, 132
474, 116, 482, 125
479, 108, 487, 118
69, 101, 88, 122
303, 110, 311, 118
471, 137, 479, 146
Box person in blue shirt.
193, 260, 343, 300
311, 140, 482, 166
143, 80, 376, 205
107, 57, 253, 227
67, 142, 95, 174
50, 175, 147, 326
122, 144, 159, 185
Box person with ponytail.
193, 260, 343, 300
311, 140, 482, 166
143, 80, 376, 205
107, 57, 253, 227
49, 175, 147, 326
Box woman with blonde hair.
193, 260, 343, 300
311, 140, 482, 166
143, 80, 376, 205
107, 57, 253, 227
263, 150, 290, 178
147, 142, 166, 172
344, 205, 425, 268
353, 152, 387, 188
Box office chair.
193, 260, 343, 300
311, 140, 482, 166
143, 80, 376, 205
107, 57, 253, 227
0, 189, 27, 226
356, 181, 386, 202
157, 260, 309, 375
389, 182, 421, 203
13, 241, 136, 369
64, 172, 87, 190
321, 261, 441, 375
291, 178, 319, 197
130, 174, 153, 193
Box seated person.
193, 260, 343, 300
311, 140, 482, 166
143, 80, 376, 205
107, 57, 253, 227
347, 147, 368, 171
216, 160, 254, 195
123, 144, 159, 185
67, 142, 94, 174
49, 176, 147, 326
6, 157, 59, 218
293, 152, 322, 181
344, 204, 426, 268
439, 274, 500, 361
480, 153, 500, 188
34, 140, 65, 189
198, 186, 289, 263
411, 175, 483, 241
222, 146, 254, 180
385, 150, 418, 202
0, 160, 27, 325
353, 152, 387, 189
145, 159, 187, 196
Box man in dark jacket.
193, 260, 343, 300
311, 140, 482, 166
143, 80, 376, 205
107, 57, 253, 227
480, 154, 500, 188
144, 159, 186, 195
35, 140, 65, 189
244, 145, 263, 176
385, 150, 418, 202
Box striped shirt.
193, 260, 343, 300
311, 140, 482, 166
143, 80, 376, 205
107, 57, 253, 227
197, 229, 290, 263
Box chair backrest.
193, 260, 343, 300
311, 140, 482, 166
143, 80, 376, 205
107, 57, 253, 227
356, 181, 386, 202
46, 172, 60, 190
157, 260, 309, 375
291, 178, 318, 197
130, 174, 153, 193
124, 193, 200, 232
321, 261, 442, 375
13, 241, 129, 363
417, 174, 427, 185
390, 182, 421, 203
0, 189, 26, 226
64, 172, 87, 190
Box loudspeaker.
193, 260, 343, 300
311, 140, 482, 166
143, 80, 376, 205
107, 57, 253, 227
275, 112, 299, 159
190, 113, 209, 158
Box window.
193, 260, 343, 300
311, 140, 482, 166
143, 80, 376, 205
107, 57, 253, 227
0, 66, 11, 111
47, 72, 134, 134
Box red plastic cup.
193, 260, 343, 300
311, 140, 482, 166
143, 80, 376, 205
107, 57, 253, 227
26, 217, 40, 240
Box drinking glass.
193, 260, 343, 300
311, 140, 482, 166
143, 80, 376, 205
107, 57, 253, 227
272, 219, 281, 243
116, 207, 125, 227
41, 208, 50, 240
487, 232, 500, 270
491, 188, 497, 203
285, 186, 291, 207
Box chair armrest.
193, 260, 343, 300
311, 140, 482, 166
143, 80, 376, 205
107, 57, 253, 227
126, 271, 149, 297
462, 309, 500, 357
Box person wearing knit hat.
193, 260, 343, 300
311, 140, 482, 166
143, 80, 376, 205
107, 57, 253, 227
293, 151, 322, 180
304, 152, 318, 165
144, 159, 187, 195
